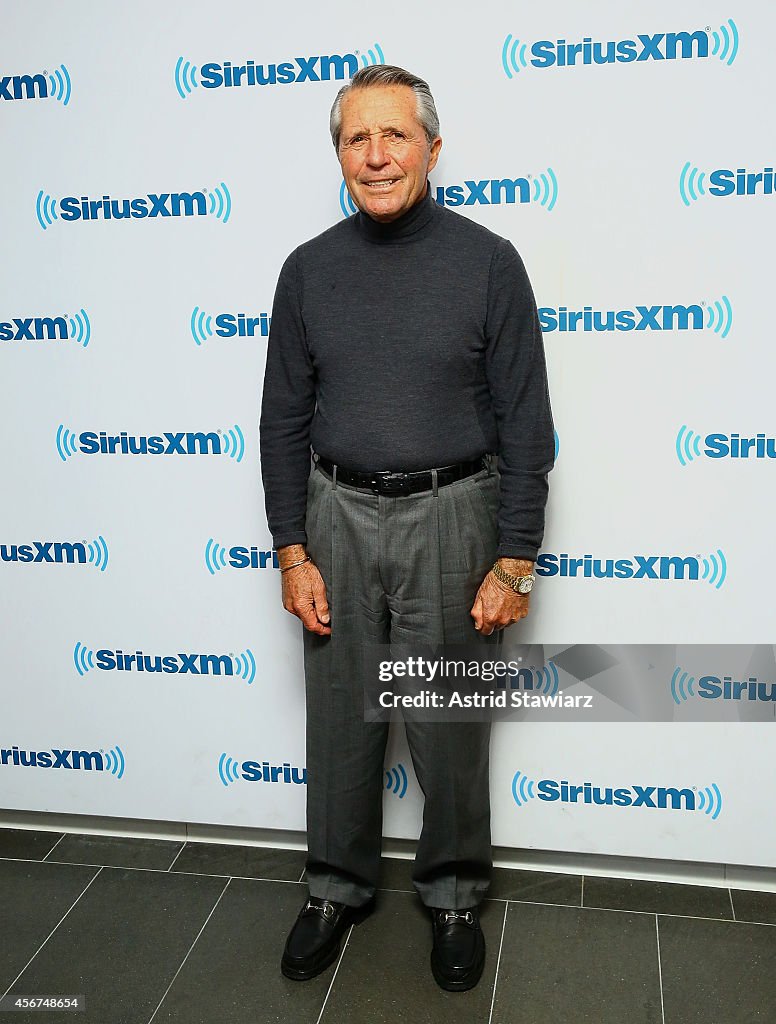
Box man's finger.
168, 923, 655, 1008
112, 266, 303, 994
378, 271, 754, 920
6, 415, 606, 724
299, 603, 331, 635
312, 578, 330, 624
480, 613, 507, 635
470, 591, 483, 630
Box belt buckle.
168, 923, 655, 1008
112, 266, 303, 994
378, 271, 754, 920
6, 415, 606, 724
373, 471, 411, 496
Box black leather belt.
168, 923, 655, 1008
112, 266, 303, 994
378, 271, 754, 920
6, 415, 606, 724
314, 453, 489, 496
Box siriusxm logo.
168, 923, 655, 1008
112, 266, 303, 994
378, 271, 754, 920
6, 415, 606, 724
175, 43, 384, 98
339, 170, 558, 218
540, 297, 732, 338
35, 184, 231, 230
191, 307, 271, 346
56, 425, 245, 462
432, 171, 558, 211
671, 667, 776, 704
1, 536, 108, 571
1, 65, 72, 104
676, 426, 776, 465
502, 20, 738, 76
1, 744, 124, 777
1, 310, 91, 346
73, 643, 256, 683
511, 771, 723, 818
698, 676, 776, 702
217, 754, 402, 791
680, 164, 776, 204
218, 754, 306, 787
536, 550, 728, 588
205, 539, 278, 573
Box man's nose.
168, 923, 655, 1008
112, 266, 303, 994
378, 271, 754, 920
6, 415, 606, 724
365, 134, 389, 167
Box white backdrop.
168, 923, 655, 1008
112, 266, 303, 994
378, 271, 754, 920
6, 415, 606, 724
2, 0, 774, 868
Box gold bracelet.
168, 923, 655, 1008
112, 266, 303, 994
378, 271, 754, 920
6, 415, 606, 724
279, 555, 311, 573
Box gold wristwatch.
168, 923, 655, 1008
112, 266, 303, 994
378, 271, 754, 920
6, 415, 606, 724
491, 561, 535, 594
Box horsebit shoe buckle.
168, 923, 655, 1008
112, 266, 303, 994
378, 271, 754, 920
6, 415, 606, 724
441, 910, 475, 925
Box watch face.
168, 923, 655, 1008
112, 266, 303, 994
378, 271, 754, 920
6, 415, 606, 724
518, 576, 534, 594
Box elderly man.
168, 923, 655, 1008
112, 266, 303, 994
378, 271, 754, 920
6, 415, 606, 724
259, 64, 554, 991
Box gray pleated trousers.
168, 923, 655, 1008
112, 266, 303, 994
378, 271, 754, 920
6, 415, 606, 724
302, 457, 502, 910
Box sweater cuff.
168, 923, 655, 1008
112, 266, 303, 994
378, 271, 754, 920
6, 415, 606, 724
497, 542, 539, 562
272, 530, 308, 551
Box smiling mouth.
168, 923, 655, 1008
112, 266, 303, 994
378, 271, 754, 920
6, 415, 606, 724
362, 179, 398, 190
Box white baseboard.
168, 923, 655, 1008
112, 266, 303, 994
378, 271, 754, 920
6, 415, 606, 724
2, 808, 775, 893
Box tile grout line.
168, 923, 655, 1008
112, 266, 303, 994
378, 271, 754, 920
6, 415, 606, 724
314, 923, 355, 1024
655, 915, 666, 1024
0, 855, 306, 885
41, 833, 67, 862
728, 887, 736, 921
1, 865, 103, 1000
297, 866, 307, 884
146, 877, 232, 1024
487, 901, 510, 1024
580, 875, 585, 908
165, 841, 188, 872
576, 904, 750, 925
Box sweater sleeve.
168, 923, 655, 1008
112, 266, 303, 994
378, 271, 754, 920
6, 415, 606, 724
484, 239, 555, 561
259, 248, 316, 550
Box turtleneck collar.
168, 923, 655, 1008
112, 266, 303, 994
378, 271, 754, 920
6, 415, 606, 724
353, 182, 438, 244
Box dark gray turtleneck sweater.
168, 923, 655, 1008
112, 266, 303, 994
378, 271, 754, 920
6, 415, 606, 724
259, 186, 554, 560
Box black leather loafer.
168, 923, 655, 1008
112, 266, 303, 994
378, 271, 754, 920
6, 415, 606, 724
430, 907, 486, 991
281, 896, 374, 981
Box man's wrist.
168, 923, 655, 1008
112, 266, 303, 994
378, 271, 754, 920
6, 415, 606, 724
491, 558, 535, 595
277, 543, 307, 570
497, 557, 534, 575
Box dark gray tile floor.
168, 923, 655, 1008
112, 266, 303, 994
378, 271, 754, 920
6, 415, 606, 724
1, 826, 775, 1024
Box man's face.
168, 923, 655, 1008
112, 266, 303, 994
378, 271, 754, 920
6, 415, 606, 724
337, 84, 442, 223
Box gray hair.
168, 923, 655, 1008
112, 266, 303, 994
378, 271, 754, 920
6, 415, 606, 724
329, 64, 440, 151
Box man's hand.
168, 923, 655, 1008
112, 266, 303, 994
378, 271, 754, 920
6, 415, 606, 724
278, 544, 331, 636
470, 558, 533, 636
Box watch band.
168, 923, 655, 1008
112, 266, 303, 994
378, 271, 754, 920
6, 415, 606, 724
491, 561, 535, 594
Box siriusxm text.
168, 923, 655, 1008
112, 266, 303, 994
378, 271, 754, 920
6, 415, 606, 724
536, 553, 700, 580
0, 73, 48, 101
537, 779, 697, 810
95, 651, 237, 675
528, 31, 708, 68
2, 542, 88, 564
58, 193, 209, 221
708, 168, 776, 197
215, 313, 271, 338
434, 179, 531, 207
539, 304, 704, 333
0, 316, 68, 341
2, 746, 104, 770
73, 431, 222, 455
226, 546, 279, 569
201, 54, 358, 89
698, 676, 776, 701
703, 434, 776, 459
241, 761, 307, 784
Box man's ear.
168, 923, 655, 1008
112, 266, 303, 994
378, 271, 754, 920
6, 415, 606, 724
427, 136, 442, 174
